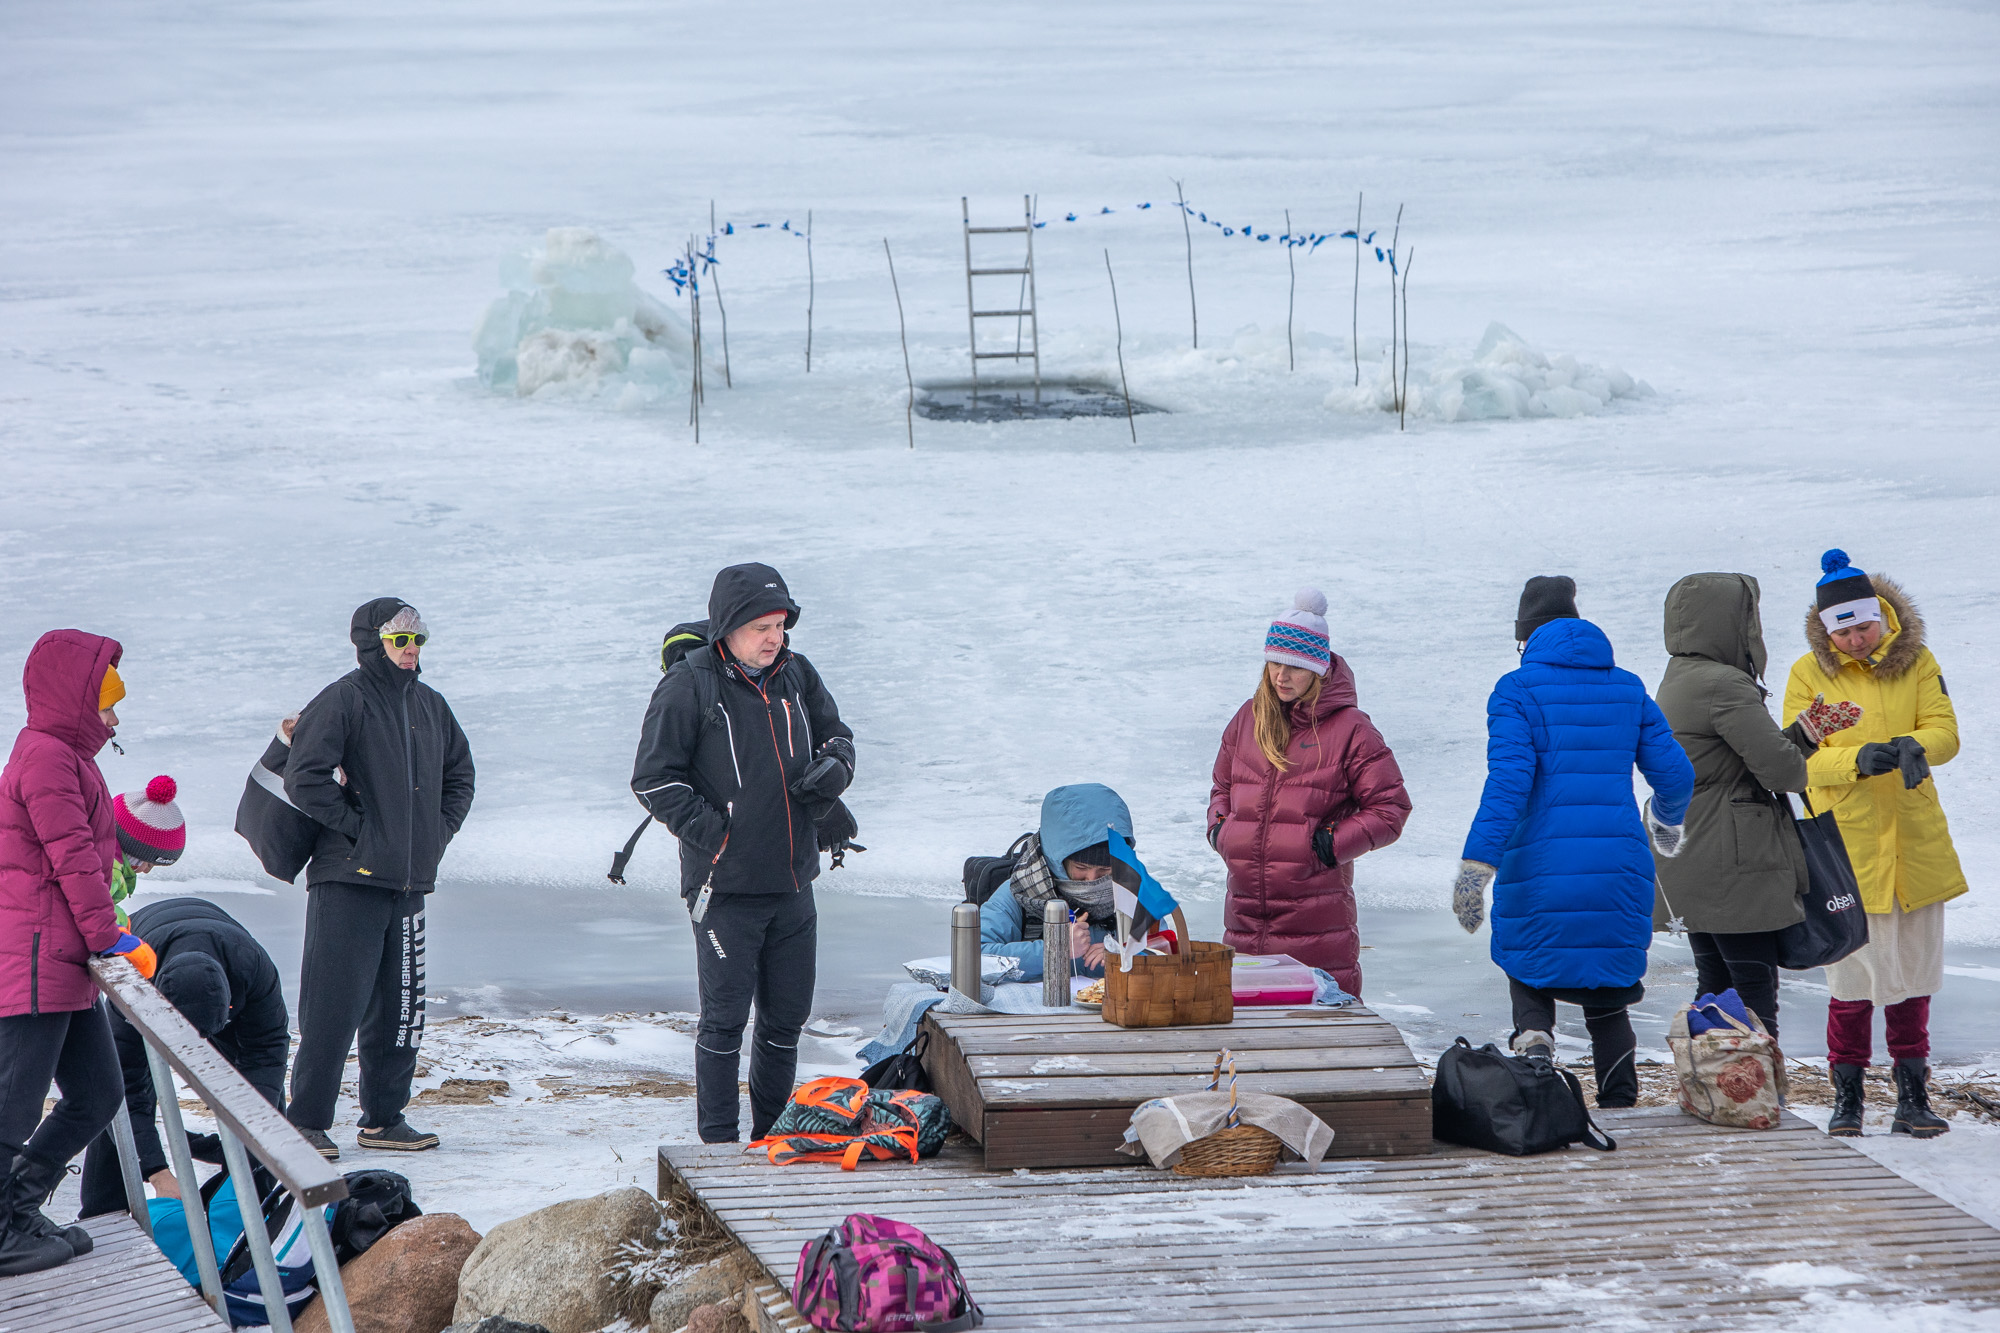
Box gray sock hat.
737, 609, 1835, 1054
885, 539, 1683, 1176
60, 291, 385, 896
1515, 575, 1579, 643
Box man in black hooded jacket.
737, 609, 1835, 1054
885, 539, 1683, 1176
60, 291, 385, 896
632, 563, 854, 1142
284, 598, 474, 1157
77, 898, 288, 1216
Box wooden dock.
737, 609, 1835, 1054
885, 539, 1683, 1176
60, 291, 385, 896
918, 1006, 1431, 1168
661, 1108, 2000, 1331
0, 1211, 228, 1333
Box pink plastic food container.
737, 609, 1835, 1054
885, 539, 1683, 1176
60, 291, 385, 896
1231, 953, 1317, 1006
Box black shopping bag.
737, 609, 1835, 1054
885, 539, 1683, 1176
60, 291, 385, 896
1776, 793, 1868, 971
1432, 1038, 1615, 1156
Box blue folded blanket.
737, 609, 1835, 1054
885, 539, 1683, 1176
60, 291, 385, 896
1687, 987, 1754, 1035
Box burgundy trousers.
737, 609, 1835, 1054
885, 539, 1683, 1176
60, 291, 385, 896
1825, 995, 1931, 1067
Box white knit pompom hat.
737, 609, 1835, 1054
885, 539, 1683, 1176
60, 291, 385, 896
1264, 588, 1332, 675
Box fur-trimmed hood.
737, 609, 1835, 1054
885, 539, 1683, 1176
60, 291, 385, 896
1804, 574, 1925, 680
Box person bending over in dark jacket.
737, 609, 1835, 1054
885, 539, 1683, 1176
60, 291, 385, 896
285, 599, 474, 1158
77, 897, 289, 1217
632, 564, 854, 1143
1454, 576, 1695, 1108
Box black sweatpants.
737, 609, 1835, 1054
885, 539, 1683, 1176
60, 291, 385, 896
693, 887, 817, 1143
1508, 977, 1641, 1109
0, 1004, 121, 1170
1687, 930, 1781, 1039
288, 884, 426, 1132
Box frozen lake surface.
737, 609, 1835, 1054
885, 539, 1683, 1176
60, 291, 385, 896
5, 0, 1999, 1076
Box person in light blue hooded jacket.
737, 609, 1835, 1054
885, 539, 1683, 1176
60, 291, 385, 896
979, 784, 1136, 982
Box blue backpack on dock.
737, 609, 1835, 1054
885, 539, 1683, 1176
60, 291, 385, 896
149, 1172, 328, 1327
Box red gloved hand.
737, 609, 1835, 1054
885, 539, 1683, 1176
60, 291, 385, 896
104, 932, 157, 980
1798, 693, 1863, 745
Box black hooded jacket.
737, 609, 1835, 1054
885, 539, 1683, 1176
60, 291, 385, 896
632, 565, 853, 897
117, 898, 289, 1176
286, 598, 476, 893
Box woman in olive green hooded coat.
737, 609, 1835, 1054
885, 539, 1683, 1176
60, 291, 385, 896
1652, 573, 1860, 1037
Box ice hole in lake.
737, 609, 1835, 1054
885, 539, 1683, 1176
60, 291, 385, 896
916, 378, 1166, 423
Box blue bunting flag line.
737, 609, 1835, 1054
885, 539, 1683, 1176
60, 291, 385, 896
1030, 196, 1391, 266
661, 196, 1399, 301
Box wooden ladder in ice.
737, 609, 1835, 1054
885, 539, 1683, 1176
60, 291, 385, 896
960, 195, 1040, 391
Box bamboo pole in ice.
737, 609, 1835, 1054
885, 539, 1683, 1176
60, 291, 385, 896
1351, 192, 1363, 386
1174, 178, 1197, 350
1105, 249, 1137, 444
885, 238, 914, 450
709, 201, 731, 388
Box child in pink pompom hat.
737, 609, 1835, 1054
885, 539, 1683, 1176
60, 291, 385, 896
110, 775, 184, 927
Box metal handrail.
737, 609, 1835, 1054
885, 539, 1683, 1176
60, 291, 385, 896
90, 955, 355, 1333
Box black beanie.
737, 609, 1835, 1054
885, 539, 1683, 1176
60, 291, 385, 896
1515, 575, 1580, 643
156, 952, 231, 1037
1062, 841, 1112, 870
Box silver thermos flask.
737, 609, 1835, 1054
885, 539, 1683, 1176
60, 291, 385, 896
1042, 901, 1071, 1007
950, 902, 982, 999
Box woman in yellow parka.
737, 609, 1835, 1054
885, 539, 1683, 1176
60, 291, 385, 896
1783, 550, 1965, 1140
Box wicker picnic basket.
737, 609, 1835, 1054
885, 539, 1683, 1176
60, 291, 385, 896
1102, 911, 1233, 1028
1174, 1049, 1281, 1177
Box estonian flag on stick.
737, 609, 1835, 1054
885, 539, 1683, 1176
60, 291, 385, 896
1107, 827, 1178, 972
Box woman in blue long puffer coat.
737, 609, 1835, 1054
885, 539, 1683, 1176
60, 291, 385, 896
1453, 576, 1695, 1107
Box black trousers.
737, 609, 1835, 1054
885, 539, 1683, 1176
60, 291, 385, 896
693, 887, 817, 1143
288, 884, 427, 1132
0, 1005, 121, 1171
1508, 977, 1640, 1109
1687, 930, 1781, 1039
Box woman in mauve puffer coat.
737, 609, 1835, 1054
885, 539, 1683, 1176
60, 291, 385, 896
1207, 590, 1411, 997
0, 630, 138, 1275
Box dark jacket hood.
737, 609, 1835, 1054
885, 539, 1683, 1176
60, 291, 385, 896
1665, 572, 1767, 680
708, 564, 800, 639
156, 950, 232, 1036
23, 629, 123, 756
348, 597, 418, 676
1804, 573, 1925, 681
1522, 617, 1615, 669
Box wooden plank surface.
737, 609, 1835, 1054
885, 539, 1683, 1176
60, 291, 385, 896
662, 1108, 2000, 1330
0, 1210, 228, 1333
921, 1004, 1433, 1166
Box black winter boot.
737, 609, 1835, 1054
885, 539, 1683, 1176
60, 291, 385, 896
5, 1153, 93, 1256
0, 1159, 74, 1277
1891, 1058, 1949, 1139
1827, 1063, 1865, 1137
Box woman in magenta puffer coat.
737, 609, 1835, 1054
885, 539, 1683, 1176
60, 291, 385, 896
0, 630, 144, 1275
1208, 591, 1411, 997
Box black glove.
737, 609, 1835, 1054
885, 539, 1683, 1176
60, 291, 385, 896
1855, 742, 1900, 777
185, 1131, 225, 1165
791, 746, 853, 805
1313, 825, 1339, 869
1858, 737, 1928, 788
814, 798, 866, 869
1207, 821, 1223, 851
1892, 735, 1930, 789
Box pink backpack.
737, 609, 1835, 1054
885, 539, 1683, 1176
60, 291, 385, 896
791, 1212, 983, 1331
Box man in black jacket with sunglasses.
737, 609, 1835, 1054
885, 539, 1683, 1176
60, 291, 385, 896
632, 564, 854, 1142
284, 598, 475, 1158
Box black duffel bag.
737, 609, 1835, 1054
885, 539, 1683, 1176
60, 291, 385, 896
1432, 1038, 1616, 1156
1776, 793, 1869, 971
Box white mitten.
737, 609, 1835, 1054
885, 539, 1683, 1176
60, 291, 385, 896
1452, 860, 1497, 934
1644, 800, 1685, 858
